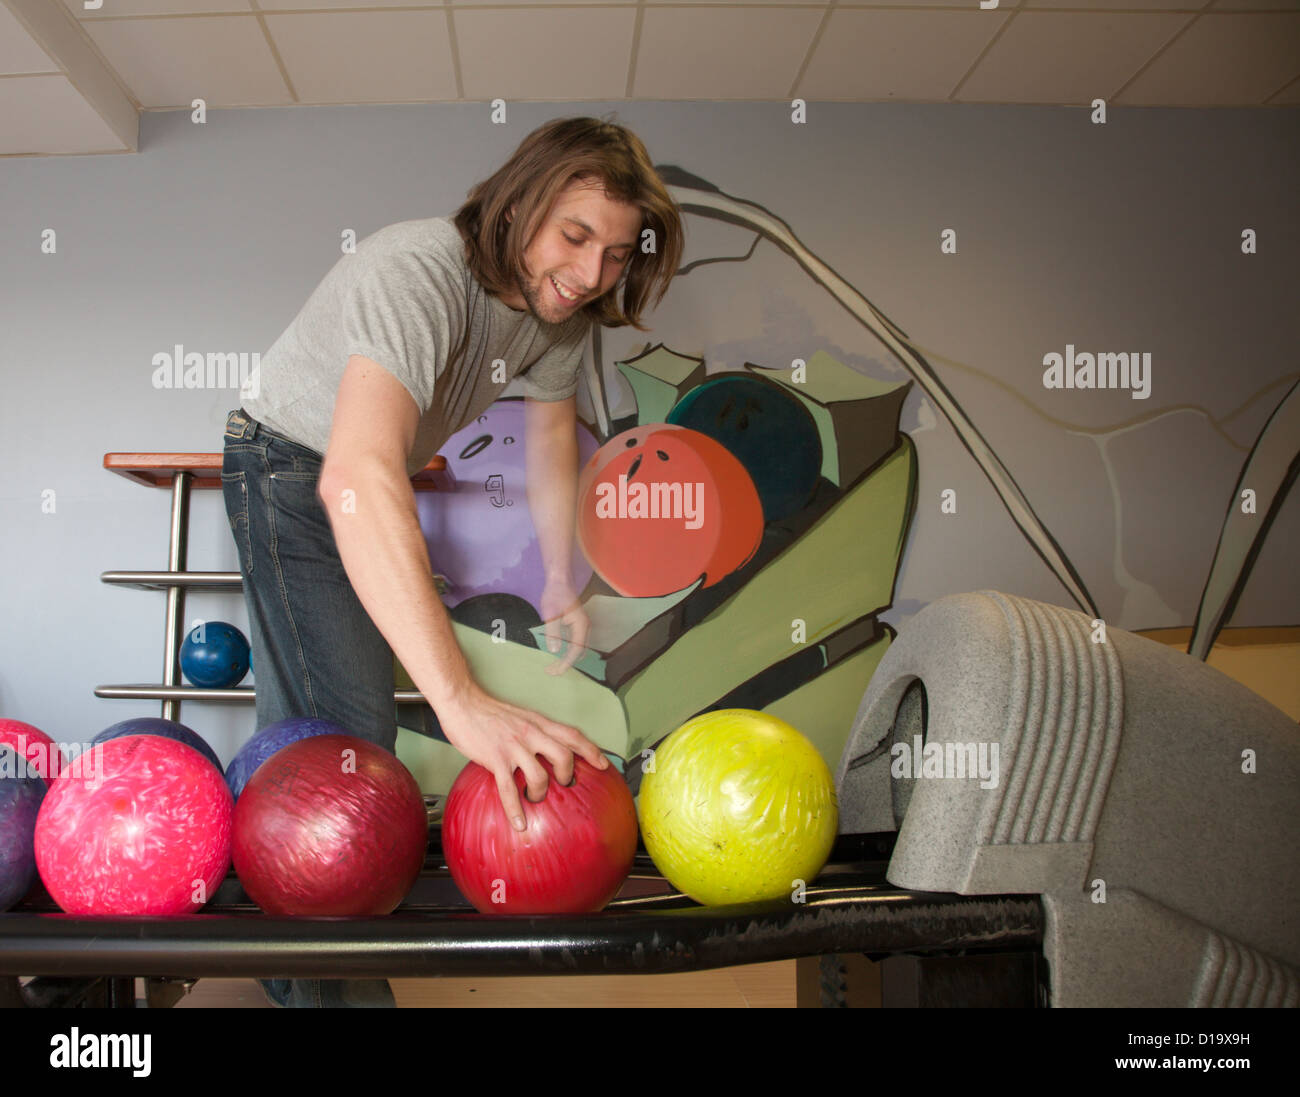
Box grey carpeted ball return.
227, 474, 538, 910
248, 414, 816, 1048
836, 590, 1299, 1008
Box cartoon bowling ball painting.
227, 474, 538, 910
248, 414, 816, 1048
416, 399, 599, 610
577, 424, 763, 598
667, 373, 822, 523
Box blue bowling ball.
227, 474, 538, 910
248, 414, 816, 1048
225, 716, 349, 800
180, 621, 250, 689
667, 373, 823, 523
0, 745, 47, 911
91, 717, 224, 775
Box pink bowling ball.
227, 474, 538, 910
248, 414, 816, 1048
34, 735, 232, 915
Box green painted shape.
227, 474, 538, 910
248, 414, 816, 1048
619, 435, 917, 757
762, 630, 893, 772
528, 580, 701, 682
453, 622, 629, 757
748, 354, 911, 485
615, 345, 704, 425
395, 726, 470, 795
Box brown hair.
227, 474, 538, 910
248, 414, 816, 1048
453, 116, 684, 332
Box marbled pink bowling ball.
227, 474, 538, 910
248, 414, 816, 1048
34, 735, 232, 915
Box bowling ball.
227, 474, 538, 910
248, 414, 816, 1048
225, 716, 349, 801
232, 735, 426, 916
34, 736, 233, 915
0, 718, 63, 785
0, 746, 47, 912
180, 620, 250, 689
416, 399, 598, 610
449, 592, 543, 648
667, 373, 823, 523
637, 709, 838, 906
443, 755, 638, 914
577, 424, 763, 597
92, 717, 223, 775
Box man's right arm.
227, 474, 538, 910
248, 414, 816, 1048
317, 355, 610, 830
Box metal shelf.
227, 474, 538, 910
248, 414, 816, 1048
92, 685, 429, 704
101, 570, 241, 592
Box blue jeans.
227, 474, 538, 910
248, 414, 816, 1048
221, 408, 398, 752
222, 409, 401, 1008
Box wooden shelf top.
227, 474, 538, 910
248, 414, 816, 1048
103, 453, 452, 491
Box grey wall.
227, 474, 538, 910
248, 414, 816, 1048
1, 101, 1296, 765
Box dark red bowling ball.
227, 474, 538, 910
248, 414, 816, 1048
231, 735, 426, 916
442, 755, 638, 914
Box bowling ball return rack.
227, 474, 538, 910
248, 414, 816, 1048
0, 811, 1045, 1008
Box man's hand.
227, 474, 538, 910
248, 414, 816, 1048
437, 681, 610, 831
538, 577, 589, 674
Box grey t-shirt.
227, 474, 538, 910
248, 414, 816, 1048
242, 217, 588, 476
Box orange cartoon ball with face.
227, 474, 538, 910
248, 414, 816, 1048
577, 425, 763, 598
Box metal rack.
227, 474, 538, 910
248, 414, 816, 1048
96, 453, 454, 721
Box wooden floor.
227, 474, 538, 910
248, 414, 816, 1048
173, 960, 799, 1007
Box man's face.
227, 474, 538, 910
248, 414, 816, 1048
502, 177, 643, 325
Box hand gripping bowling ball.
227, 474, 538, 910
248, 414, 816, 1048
442, 756, 638, 914
0, 745, 47, 911
34, 736, 233, 915
232, 735, 427, 916
637, 710, 838, 906
179, 621, 251, 689
224, 716, 349, 801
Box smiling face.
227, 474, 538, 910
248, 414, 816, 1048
499, 176, 643, 325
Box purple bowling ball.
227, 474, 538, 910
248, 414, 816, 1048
225, 717, 349, 800
92, 717, 223, 775
416, 399, 597, 610
0, 745, 47, 911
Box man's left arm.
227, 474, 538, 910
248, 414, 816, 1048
525, 394, 589, 673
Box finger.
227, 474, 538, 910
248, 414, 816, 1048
545, 611, 588, 675
567, 607, 590, 653
495, 767, 527, 832
542, 718, 610, 771
514, 746, 550, 805
542, 617, 564, 655
529, 734, 576, 787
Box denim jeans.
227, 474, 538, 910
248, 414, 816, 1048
222, 409, 401, 1008
221, 408, 397, 752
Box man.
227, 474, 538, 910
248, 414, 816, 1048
221, 116, 684, 1006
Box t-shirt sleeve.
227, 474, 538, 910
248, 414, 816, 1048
519, 315, 588, 402
340, 247, 465, 416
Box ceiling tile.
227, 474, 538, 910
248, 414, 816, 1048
1117, 12, 1300, 104
633, 7, 825, 99
81, 15, 291, 107
800, 9, 1006, 101
62, 0, 254, 16
1, 4, 59, 73
455, 7, 636, 100
959, 11, 1191, 103
0, 74, 127, 153
264, 10, 457, 102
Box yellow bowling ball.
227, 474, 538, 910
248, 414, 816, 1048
638, 709, 838, 905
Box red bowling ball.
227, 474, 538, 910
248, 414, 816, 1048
232, 735, 426, 916
34, 736, 232, 915
442, 755, 638, 914
577, 424, 764, 598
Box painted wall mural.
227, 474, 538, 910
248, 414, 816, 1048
395, 168, 1298, 795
